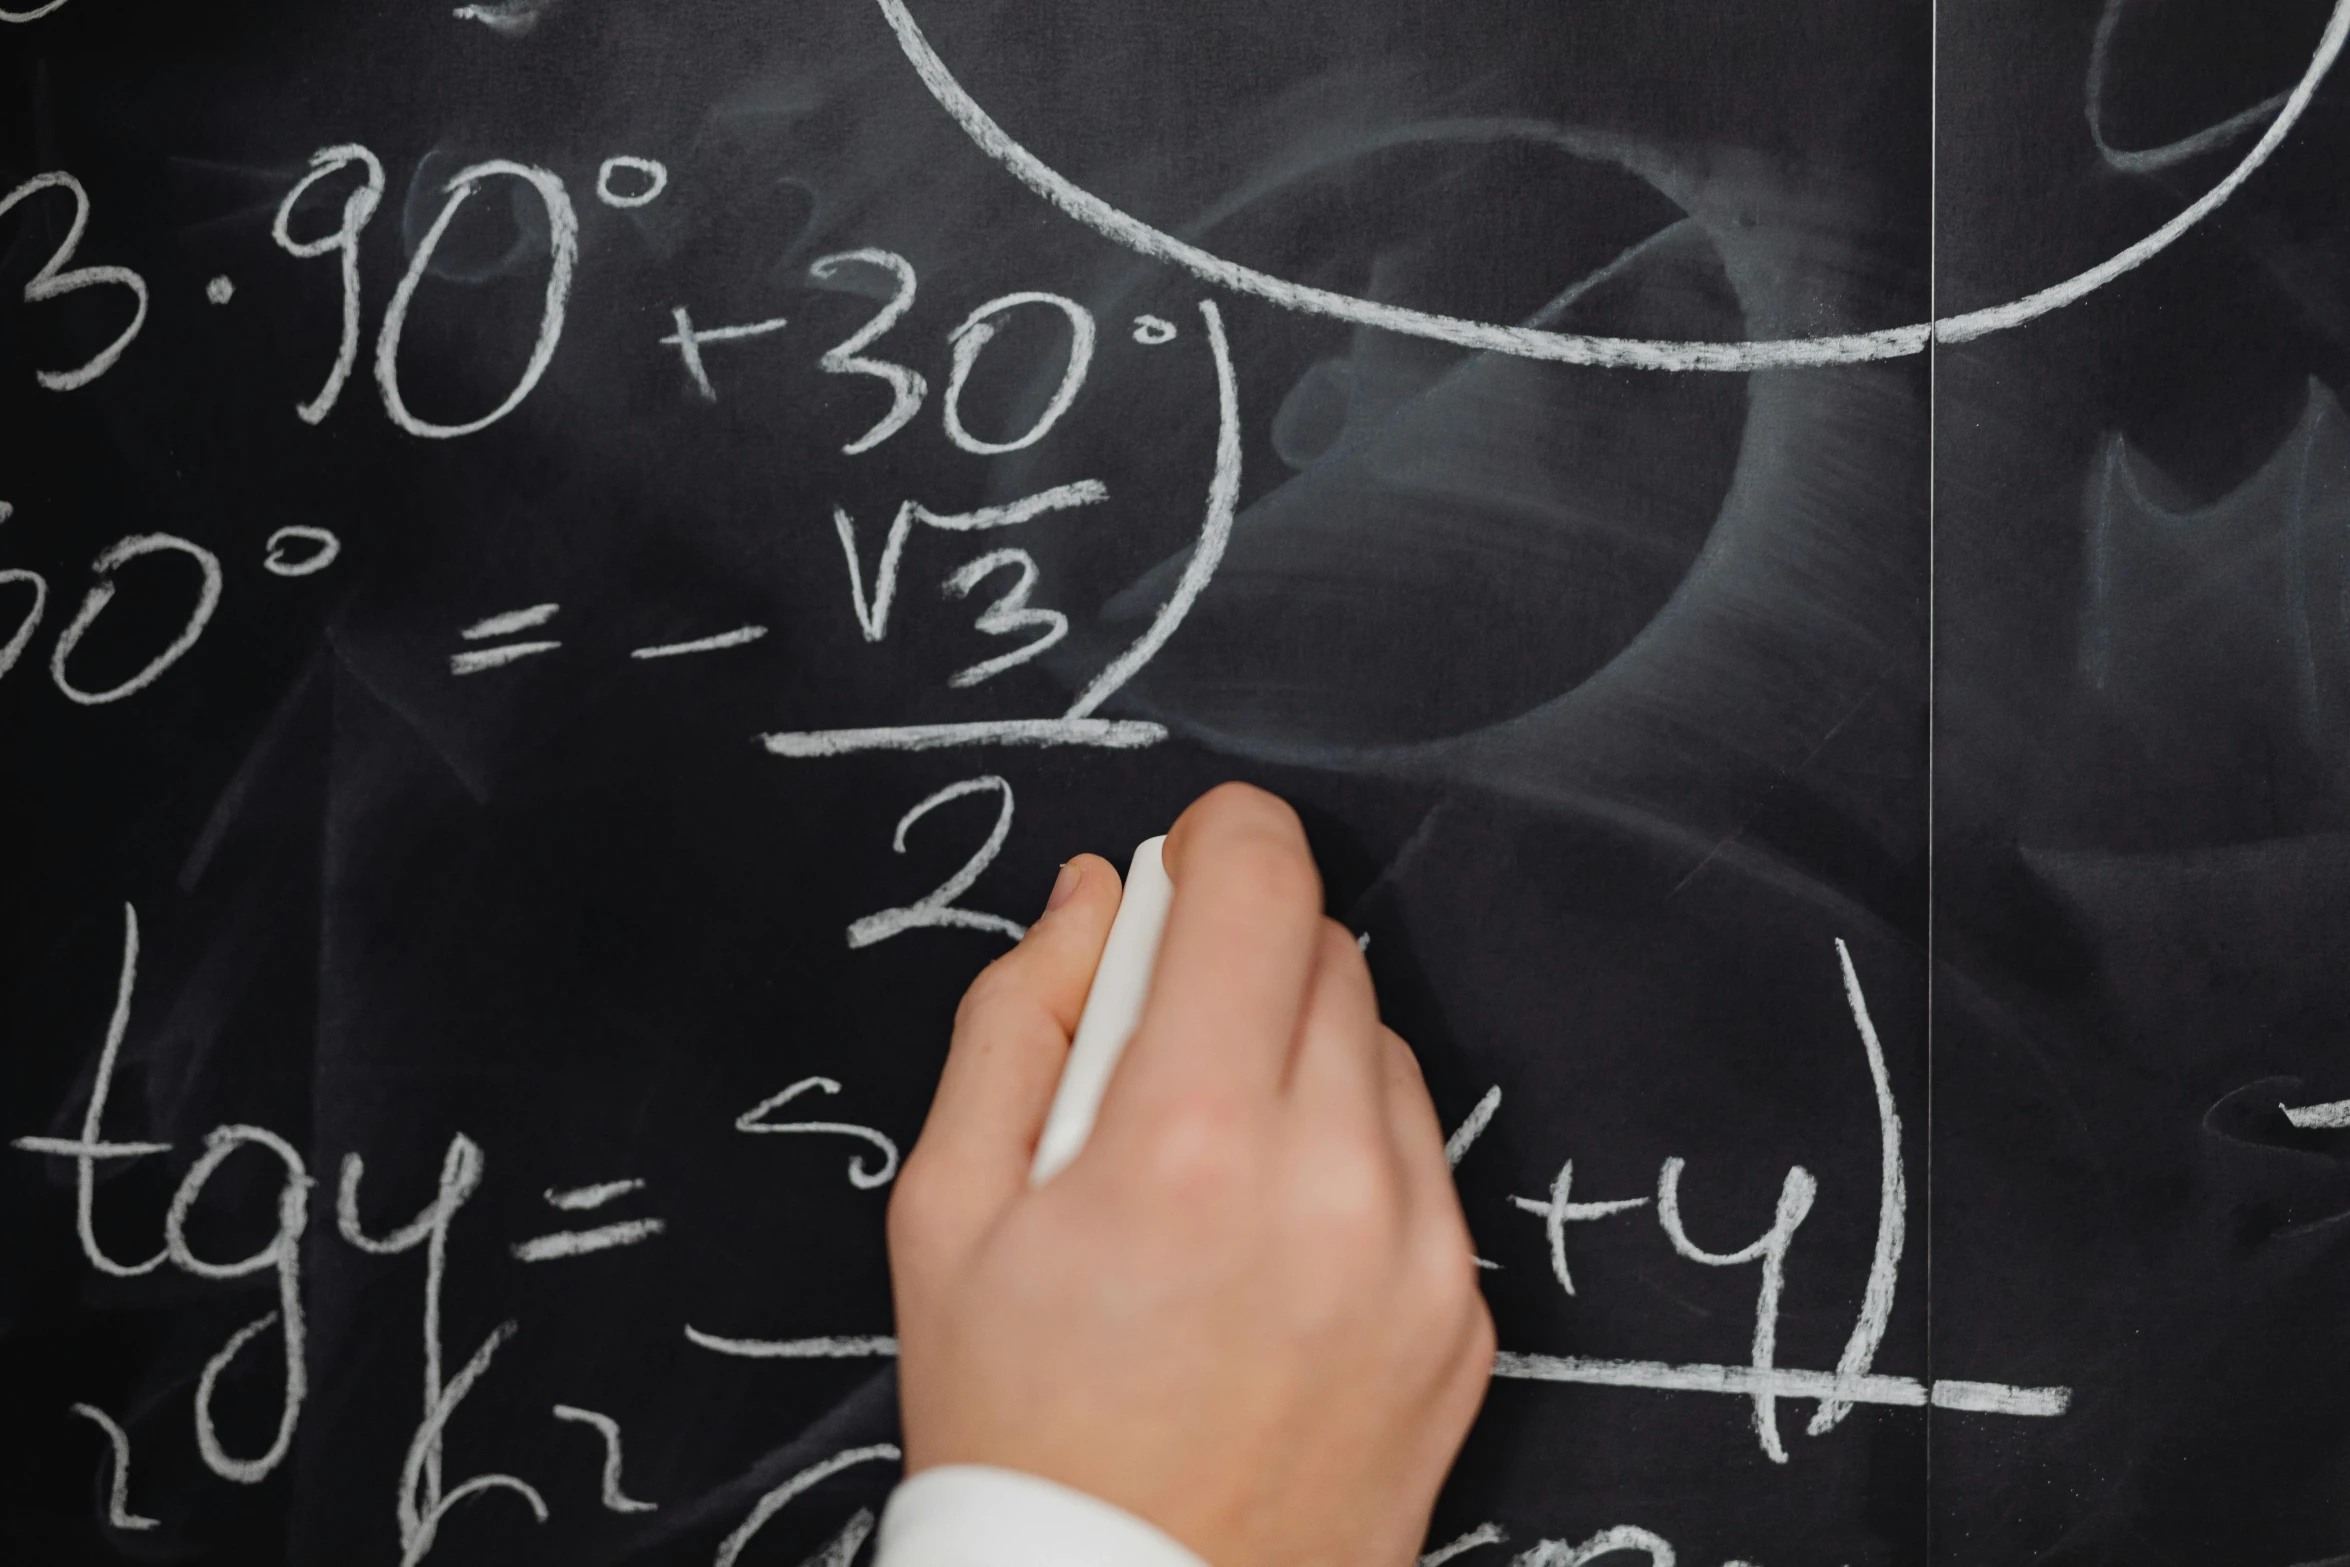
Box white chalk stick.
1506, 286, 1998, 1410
1031, 837, 1173, 1183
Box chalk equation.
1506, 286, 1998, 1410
12, 902, 907, 1565
15, 901, 2069, 1563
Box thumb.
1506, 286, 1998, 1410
891, 853, 1123, 1268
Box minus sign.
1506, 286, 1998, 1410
631, 626, 768, 660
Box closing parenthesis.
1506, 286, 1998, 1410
375, 159, 579, 439
0, 567, 46, 680
49, 534, 225, 706
0, 172, 149, 391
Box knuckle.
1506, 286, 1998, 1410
1292, 1135, 1405, 1254
886, 1148, 958, 1243
950, 955, 1027, 1033
1403, 1222, 1482, 1316
1221, 836, 1322, 923
1134, 1100, 1256, 1205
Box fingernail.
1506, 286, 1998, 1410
1044, 860, 1082, 913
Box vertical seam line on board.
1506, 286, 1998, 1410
1925, 0, 1940, 1549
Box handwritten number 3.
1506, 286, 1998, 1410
0, 173, 149, 391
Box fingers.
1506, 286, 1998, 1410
1285, 921, 1386, 1123
1123, 784, 1325, 1103
1376, 1029, 1454, 1198
892, 854, 1123, 1267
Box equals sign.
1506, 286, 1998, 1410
453, 603, 562, 675
513, 1177, 665, 1262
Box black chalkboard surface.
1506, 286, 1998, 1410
6, 0, 2349, 1561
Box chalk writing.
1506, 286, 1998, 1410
166, 1124, 311, 1482
684, 1328, 902, 1359
0, 567, 41, 682
551, 1404, 658, 1512
453, 603, 561, 674
337, 1135, 543, 1563
48, 534, 224, 706
663, 306, 791, 402
10, 905, 170, 1275
810, 249, 926, 454
873, 0, 2350, 369
735, 1077, 902, 1188
1497, 941, 2063, 1458
763, 298, 1234, 757
631, 625, 768, 659
712, 1444, 899, 1567
941, 548, 1064, 687
67, 1404, 159, 1532
0, 172, 149, 390
1423, 1523, 1508, 1567
941, 291, 1096, 455
263, 525, 342, 577
376, 159, 577, 439
595, 155, 669, 208
846, 775, 1025, 948
272, 145, 385, 423
1508, 1160, 1648, 1297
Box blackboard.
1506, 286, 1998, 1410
6, 0, 2350, 1562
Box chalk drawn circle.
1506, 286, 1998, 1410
263, 526, 341, 577
49, 533, 224, 706
874, 0, 2349, 370
596, 156, 669, 208
1132, 314, 1177, 345
0, 568, 46, 681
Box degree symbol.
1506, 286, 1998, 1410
263, 525, 341, 577
1131, 315, 1176, 345
596, 156, 669, 209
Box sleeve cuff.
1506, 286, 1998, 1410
876, 1464, 1210, 1567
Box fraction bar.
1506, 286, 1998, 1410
759, 718, 1166, 756
685, 1326, 901, 1358
1491, 1352, 2069, 1417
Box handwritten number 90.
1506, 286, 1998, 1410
274, 144, 578, 440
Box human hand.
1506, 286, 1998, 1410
887, 783, 1495, 1567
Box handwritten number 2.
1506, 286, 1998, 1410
847, 776, 1025, 949
0, 173, 149, 391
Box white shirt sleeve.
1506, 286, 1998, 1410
875, 1464, 1210, 1567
